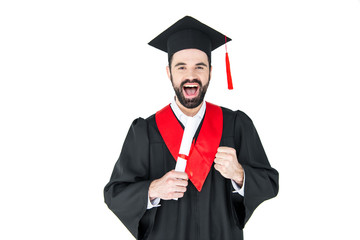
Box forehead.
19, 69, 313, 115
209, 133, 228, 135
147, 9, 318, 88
171, 49, 208, 64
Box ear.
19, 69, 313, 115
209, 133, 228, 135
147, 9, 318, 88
209, 65, 213, 79
166, 65, 171, 79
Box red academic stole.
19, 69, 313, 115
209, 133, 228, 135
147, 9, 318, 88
155, 102, 223, 192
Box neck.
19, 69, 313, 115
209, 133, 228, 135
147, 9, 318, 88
175, 97, 204, 117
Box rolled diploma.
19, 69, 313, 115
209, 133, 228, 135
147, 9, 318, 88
173, 117, 196, 200
175, 157, 187, 172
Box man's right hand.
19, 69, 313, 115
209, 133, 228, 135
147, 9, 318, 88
148, 170, 189, 200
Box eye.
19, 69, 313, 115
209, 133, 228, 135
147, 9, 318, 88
196, 66, 204, 70
178, 66, 186, 70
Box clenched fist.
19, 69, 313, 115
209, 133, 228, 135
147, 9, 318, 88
214, 146, 244, 187
149, 170, 189, 200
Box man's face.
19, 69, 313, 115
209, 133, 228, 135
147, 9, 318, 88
167, 49, 211, 109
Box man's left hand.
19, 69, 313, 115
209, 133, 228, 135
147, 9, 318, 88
214, 146, 244, 187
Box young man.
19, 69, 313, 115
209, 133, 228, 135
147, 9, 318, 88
104, 16, 279, 240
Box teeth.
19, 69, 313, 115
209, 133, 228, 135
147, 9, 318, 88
184, 84, 198, 88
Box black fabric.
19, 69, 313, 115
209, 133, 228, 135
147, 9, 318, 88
148, 16, 231, 59
104, 107, 279, 240
167, 29, 212, 60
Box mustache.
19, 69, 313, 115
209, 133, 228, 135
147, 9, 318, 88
180, 79, 202, 88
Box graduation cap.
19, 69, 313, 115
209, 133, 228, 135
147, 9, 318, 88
148, 16, 234, 90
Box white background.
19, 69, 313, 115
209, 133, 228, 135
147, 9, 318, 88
1, 0, 360, 239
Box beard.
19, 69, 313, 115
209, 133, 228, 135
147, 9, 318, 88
171, 75, 210, 109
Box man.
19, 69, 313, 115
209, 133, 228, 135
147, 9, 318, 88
104, 16, 279, 240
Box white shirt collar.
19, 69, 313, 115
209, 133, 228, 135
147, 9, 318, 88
170, 100, 206, 127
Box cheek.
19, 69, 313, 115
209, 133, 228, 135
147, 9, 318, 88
170, 73, 182, 87
200, 72, 210, 84
173, 71, 185, 81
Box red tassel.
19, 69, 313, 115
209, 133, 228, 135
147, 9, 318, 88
225, 52, 233, 90
225, 36, 233, 90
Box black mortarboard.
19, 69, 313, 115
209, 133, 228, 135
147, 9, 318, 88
148, 16, 231, 60
148, 16, 234, 90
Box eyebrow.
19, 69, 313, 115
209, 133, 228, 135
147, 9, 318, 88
196, 62, 208, 67
174, 62, 186, 67
173, 62, 208, 68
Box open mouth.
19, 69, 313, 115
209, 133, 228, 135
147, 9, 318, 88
183, 83, 199, 98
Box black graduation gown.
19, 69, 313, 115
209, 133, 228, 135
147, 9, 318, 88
104, 107, 279, 240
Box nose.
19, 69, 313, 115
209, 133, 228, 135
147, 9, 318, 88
185, 69, 198, 81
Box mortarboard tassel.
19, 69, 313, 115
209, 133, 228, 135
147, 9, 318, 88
225, 36, 233, 90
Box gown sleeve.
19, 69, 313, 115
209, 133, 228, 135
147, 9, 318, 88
104, 118, 156, 239
231, 111, 279, 229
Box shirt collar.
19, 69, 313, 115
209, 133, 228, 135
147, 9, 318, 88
170, 100, 206, 127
